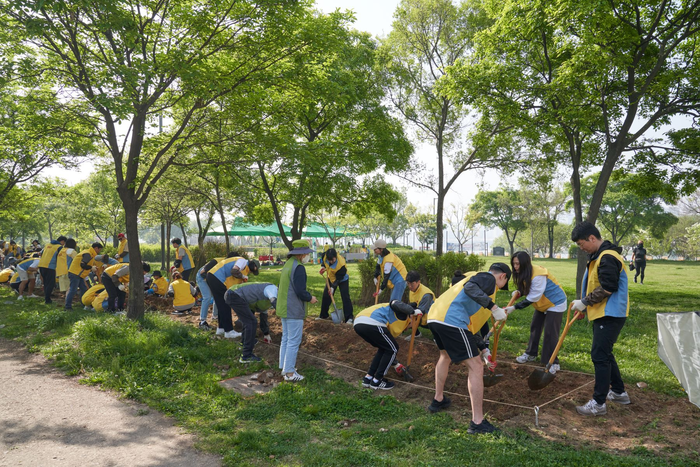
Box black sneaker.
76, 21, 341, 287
427, 397, 452, 413
171, 310, 185, 316
239, 355, 262, 364
362, 376, 373, 388
198, 321, 211, 330
467, 418, 499, 435
370, 379, 395, 390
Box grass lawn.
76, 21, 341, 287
1, 257, 698, 465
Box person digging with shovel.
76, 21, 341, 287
571, 221, 631, 416
317, 248, 354, 324
354, 300, 424, 390
426, 263, 511, 435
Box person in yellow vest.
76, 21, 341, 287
0, 258, 15, 282
206, 256, 260, 339
101, 262, 151, 313
426, 263, 511, 435
401, 270, 435, 341
17, 255, 40, 299
146, 270, 169, 297
65, 242, 104, 310
38, 236, 67, 304
171, 238, 194, 281
371, 239, 407, 302
91, 289, 110, 312
5, 240, 22, 267
318, 248, 354, 323
82, 283, 106, 310
9, 269, 22, 294
570, 221, 631, 416
353, 300, 424, 390
115, 233, 129, 262
167, 271, 196, 316
509, 251, 567, 373
57, 238, 78, 294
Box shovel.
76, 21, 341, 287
324, 274, 342, 324
402, 315, 420, 382
527, 303, 583, 390
483, 293, 518, 387
374, 279, 380, 305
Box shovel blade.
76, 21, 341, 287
330, 307, 342, 324
403, 369, 414, 382
527, 368, 556, 390
483, 372, 504, 387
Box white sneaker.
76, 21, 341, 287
515, 353, 537, 364
576, 399, 607, 416
84, 306, 92, 311
404, 331, 421, 341
283, 371, 304, 382
345, 318, 353, 325
17, 295, 24, 301
28, 294, 39, 298
224, 330, 242, 339
115, 311, 126, 316
549, 364, 560, 374
607, 390, 631, 405
215, 328, 225, 336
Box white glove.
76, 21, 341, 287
373, 277, 378, 286
91, 266, 97, 273
329, 287, 334, 295
115, 254, 120, 259
491, 306, 507, 321
242, 274, 248, 280
505, 306, 516, 315
414, 308, 424, 316
118, 284, 126, 291
481, 348, 491, 364
512, 290, 521, 298
571, 299, 586, 311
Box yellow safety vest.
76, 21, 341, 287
82, 284, 105, 306
38, 243, 62, 269
380, 252, 407, 289
583, 250, 630, 321
530, 265, 565, 312
356, 303, 410, 338
171, 279, 195, 307
92, 290, 110, 312
409, 283, 435, 326
209, 257, 250, 288
117, 238, 128, 262
176, 245, 195, 272
152, 277, 169, 296
0, 268, 13, 282
68, 247, 99, 279
105, 263, 130, 284
427, 271, 498, 334
323, 254, 347, 284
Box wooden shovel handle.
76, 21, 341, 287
490, 293, 519, 362
374, 279, 380, 305
406, 315, 420, 367
324, 273, 337, 306
546, 302, 583, 366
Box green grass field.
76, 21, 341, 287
1, 257, 698, 465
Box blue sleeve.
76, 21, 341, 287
293, 266, 312, 302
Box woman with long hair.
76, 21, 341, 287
508, 251, 567, 374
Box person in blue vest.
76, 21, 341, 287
571, 221, 631, 416
277, 240, 317, 382
171, 238, 194, 281
426, 263, 511, 435
318, 248, 354, 323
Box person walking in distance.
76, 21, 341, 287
631, 240, 647, 284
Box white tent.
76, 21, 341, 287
657, 312, 700, 408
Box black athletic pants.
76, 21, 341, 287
39, 267, 56, 304
225, 291, 257, 357
207, 274, 233, 332
525, 310, 564, 364
319, 280, 354, 321
634, 262, 646, 283
181, 268, 192, 281
101, 273, 125, 311
354, 323, 399, 380
591, 316, 626, 405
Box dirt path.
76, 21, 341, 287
0, 338, 220, 467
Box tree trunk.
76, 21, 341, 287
113, 231, 119, 248
180, 221, 188, 248
548, 224, 555, 258
166, 223, 172, 272
122, 198, 145, 320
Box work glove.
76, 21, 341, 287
118, 284, 126, 291
146, 289, 155, 296
372, 290, 380, 298
242, 275, 249, 283
91, 266, 97, 273
394, 363, 406, 376
270, 298, 277, 310
481, 349, 496, 371
263, 334, 272, 344
413, 309, 424, 317
571, 300, 586, 312
373, 277, 378, 286
328, 287, 334, 296
512, 290, 521, 298
174, 260, 182, 268
504, 306, 516, 315
114, 254, 120, 259
491, 306, 507, 321
319, 268, 326, 275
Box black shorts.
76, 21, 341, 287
428, 322, 480, 364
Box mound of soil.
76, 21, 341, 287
154, 305, 700, 457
